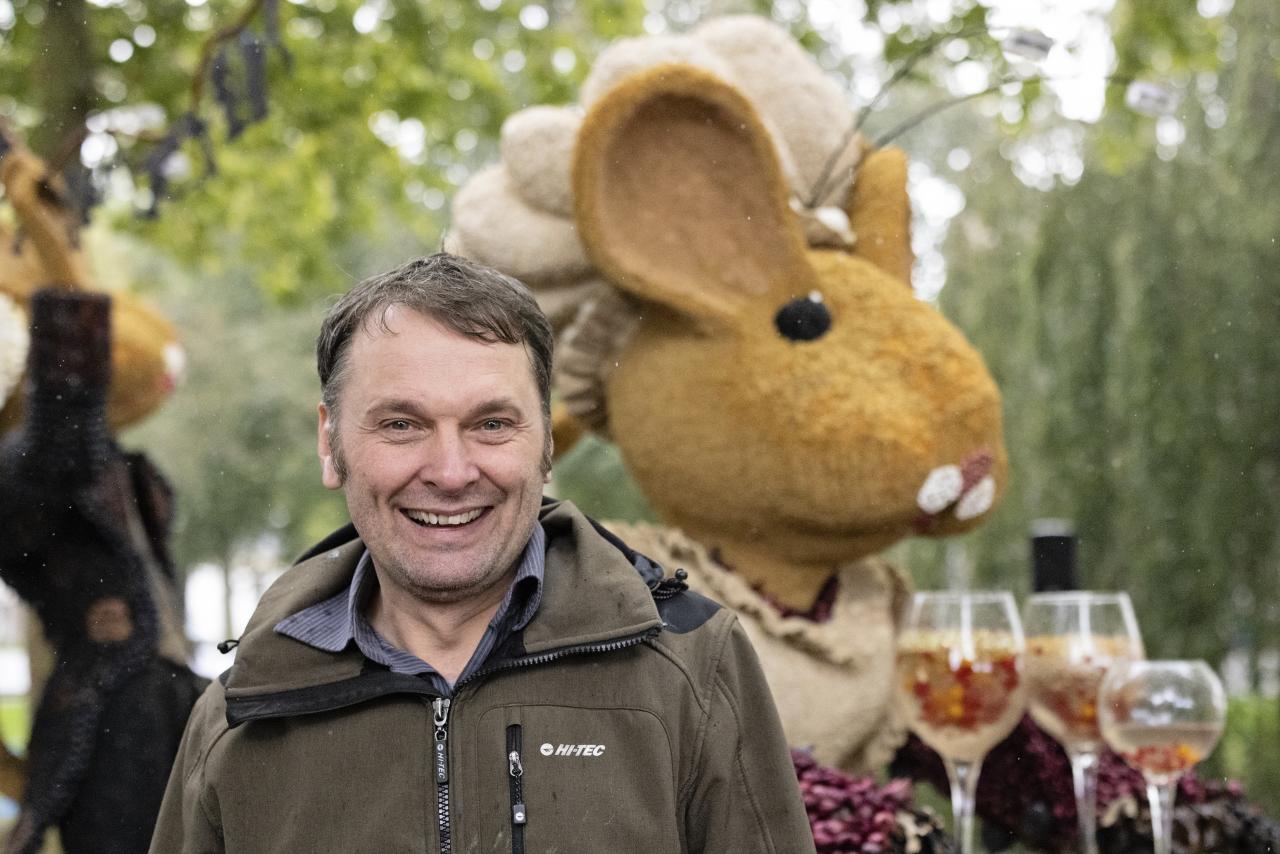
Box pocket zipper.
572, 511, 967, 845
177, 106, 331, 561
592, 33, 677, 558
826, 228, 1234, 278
506, 723, 526, 854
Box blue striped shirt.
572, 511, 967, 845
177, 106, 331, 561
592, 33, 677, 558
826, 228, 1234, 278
274, 524, 546, 697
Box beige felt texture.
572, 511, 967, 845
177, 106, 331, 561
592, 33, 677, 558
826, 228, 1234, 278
573, 65, 815, 325
697, 16, 863, 205
580, 34, 732, 108
607, 521, 910, 773
449, 15, 866, 301
449, 164, 592, 283
556, 286, 639, 435
848, 147, 915, 285
500, 106, 581, 217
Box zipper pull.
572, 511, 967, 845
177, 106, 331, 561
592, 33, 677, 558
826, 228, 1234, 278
508, 744, 526, 825
432, 697, 451, 784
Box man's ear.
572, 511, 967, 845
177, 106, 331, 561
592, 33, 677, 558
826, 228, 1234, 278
317, 403, 342, 490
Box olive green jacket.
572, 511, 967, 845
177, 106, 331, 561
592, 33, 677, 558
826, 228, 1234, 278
149, 500, 815, 854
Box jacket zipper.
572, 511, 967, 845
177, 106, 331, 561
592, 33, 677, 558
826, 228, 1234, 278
506, 724, 526, 854
432, 697, 452, 854
227, 627, 663, 726
464, 627, 661, 685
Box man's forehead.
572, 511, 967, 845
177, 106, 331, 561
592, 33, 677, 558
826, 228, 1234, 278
342, 304, 538, 397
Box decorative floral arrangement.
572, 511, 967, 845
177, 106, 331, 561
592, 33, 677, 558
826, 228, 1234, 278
891, 716, 1280, 853
792, 749, 953, 853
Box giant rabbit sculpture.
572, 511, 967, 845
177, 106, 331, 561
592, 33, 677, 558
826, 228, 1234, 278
448, 16, 1007, 773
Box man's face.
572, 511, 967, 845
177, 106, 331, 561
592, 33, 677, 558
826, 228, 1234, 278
317, 306, 550, 605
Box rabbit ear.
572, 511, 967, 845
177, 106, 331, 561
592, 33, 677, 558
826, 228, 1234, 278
573, 65, 816, 325
846, 147, 914, 286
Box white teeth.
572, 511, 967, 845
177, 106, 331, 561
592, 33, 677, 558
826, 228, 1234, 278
955, 476, 996, 521
917, 465, 964, 514
406, 508, 483, 527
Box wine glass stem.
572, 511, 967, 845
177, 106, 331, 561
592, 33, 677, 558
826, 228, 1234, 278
1147, 780, 1177, 854
944, 757, 983, 854
1069, 749, 1100, 854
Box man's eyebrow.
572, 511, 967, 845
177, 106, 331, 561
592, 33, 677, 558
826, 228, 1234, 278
469, 397, 529, 419
361, 398, 530, 419
363, 399, 426, 419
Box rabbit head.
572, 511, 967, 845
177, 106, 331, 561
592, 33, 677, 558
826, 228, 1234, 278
448, 17, 1007, 611
569, 66, 1006, 609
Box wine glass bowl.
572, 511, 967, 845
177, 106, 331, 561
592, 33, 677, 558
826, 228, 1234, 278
895, 592, 1026, 854
1023, 591, 1144, 854
1099, 660, 1227, 854
897, 628, 1024, 763
1025, 592, 1144, 749
1099, 660, 1226, 781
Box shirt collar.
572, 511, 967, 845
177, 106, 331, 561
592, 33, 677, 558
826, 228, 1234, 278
275, 522, 547, 655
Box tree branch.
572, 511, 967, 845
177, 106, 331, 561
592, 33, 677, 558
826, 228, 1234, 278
190, 0, 269, 114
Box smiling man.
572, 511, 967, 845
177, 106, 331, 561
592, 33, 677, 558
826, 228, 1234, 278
150, 254, 815, 854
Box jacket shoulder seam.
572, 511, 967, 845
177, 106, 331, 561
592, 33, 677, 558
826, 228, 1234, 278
711, 670, 780, 854
677, 610, 738, 801
645, 635, 710, 717
185, 688, 233, 841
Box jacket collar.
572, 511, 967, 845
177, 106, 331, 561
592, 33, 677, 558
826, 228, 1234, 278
222, 499, 663, 716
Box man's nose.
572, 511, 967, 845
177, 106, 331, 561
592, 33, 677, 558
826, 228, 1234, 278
418, 429, 480, 491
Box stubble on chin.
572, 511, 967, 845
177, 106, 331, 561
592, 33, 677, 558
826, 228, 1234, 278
374, 508, 540, 608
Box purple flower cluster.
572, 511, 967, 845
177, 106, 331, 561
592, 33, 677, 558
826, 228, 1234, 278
793, 749, 952, 853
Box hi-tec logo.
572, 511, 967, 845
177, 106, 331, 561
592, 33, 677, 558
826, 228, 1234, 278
539, 742, 606, 757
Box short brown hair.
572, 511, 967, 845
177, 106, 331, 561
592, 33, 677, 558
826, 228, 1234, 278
317, 253, 554, 475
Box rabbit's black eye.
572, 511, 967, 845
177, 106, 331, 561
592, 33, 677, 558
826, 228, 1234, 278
774, 292, 831, 342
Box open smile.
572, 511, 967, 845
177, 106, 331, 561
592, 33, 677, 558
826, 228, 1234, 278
401, 507, 489, 529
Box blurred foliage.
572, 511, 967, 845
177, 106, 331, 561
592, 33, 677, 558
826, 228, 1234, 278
0, 0, 1221, 298
0, 0, 648, 298
1203, 694, 1280, 816
114, 240, 350, 567
920, 0, 1280, 670
551, 436, 655, 524
0, 698, 23, 754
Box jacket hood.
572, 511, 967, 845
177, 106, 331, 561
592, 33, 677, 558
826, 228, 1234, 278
223, 499, 664, 704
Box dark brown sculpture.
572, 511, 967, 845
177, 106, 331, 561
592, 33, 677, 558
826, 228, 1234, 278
0, 290, 205, 854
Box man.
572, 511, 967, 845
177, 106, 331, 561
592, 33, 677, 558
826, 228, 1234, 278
150, 253, 815, 854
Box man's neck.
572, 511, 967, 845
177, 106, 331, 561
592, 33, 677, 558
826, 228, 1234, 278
366, 571, 514, 685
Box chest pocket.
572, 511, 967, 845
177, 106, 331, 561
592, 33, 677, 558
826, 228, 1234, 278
474, 704, 683, 854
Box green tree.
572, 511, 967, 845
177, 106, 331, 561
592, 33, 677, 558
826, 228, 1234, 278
933, 0, 1280, 669
1, 0, 648, 298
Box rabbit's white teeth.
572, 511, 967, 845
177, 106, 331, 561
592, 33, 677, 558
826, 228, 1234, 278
917, 464, 996, 521
917, 465, 964, 514
954, 475, 996, 520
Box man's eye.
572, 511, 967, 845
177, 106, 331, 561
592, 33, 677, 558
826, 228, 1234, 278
481, 419, 508, 431
386, 420, 413, 431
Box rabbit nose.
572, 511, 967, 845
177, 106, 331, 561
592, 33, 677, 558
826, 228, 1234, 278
914, 451, 996, 525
